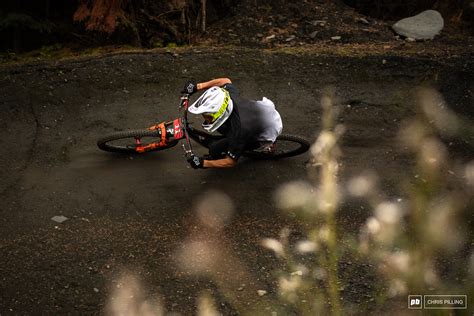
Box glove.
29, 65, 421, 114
187, 155, 204, 169
182, 80, 198, 95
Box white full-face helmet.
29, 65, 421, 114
188, 86, 233, 132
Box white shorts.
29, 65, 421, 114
255, 97, 283, 143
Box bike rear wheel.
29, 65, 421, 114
243, 134, 311, 159
97, 129, 178, 154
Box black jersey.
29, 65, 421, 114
216, 83, 276, 160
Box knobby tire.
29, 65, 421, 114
97, 129, 178, 154
243, 134, 310, 159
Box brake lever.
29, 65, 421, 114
179, 94, 190, 110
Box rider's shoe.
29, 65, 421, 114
253, 141, 276, 154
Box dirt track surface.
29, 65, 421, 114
0, 51, 473, 314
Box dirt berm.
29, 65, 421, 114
0, 50, 472, 314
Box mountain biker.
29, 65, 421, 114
182, 78, 283, 169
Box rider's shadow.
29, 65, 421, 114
201, 156, 308, 190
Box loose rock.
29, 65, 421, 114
265, 35, 276, 41
311, 20, 327, 27
392, 10, 444, 40
357, 17, 370, 25
51, 215, 68, 223
257, 290, 267, 296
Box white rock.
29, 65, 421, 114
51, 215, 68, 223
312, 20, 326, 26
257, 290, 267, 296
265, 35, 276, 41
392, 10, 444, 40
290, 270, 303, 276
331, 36, 341, 41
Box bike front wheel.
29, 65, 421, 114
243, 134, 311, 159
97, 129, 178, 154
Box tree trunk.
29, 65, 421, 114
201, 0, 206, 32
129, 0, 142, 47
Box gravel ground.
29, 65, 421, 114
0, 50, 472, 314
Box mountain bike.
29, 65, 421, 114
97, 94, 310, 160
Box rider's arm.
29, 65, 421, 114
203, 156, 237, 168
197, 78, 232, 91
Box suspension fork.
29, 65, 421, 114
179, 95, 195, 158
182, 124, 194, 157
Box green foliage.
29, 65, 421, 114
38, 44, 64, 57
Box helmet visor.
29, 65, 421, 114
208, 91, 231, 122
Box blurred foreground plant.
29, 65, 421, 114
266, 87, 473, 315
269, 88, 345, 315
358, 88, 473, 302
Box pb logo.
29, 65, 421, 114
408, 295, 423, 309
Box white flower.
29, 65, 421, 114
366, 217, 381, 235
197, 293, 219, 316
389, 251, 411, 274
278, 275, 301, 302
275, 181, 314, 211
399, 120, 427, 149
176, 241, 216, 275
318, 226, 330, 243
424, 267, 439, 286
261, 238, 285, 257
427, 199, 464, 250
418, 88, 459, 136
311, 131, 337, 157
420, 138, 447, 172
375, 202, 402, 224
347, 174, 376, 197
465, 161, 474, 188
296, 240, 319, 254
107, 273, 164, 316
196, 190, 234, 230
